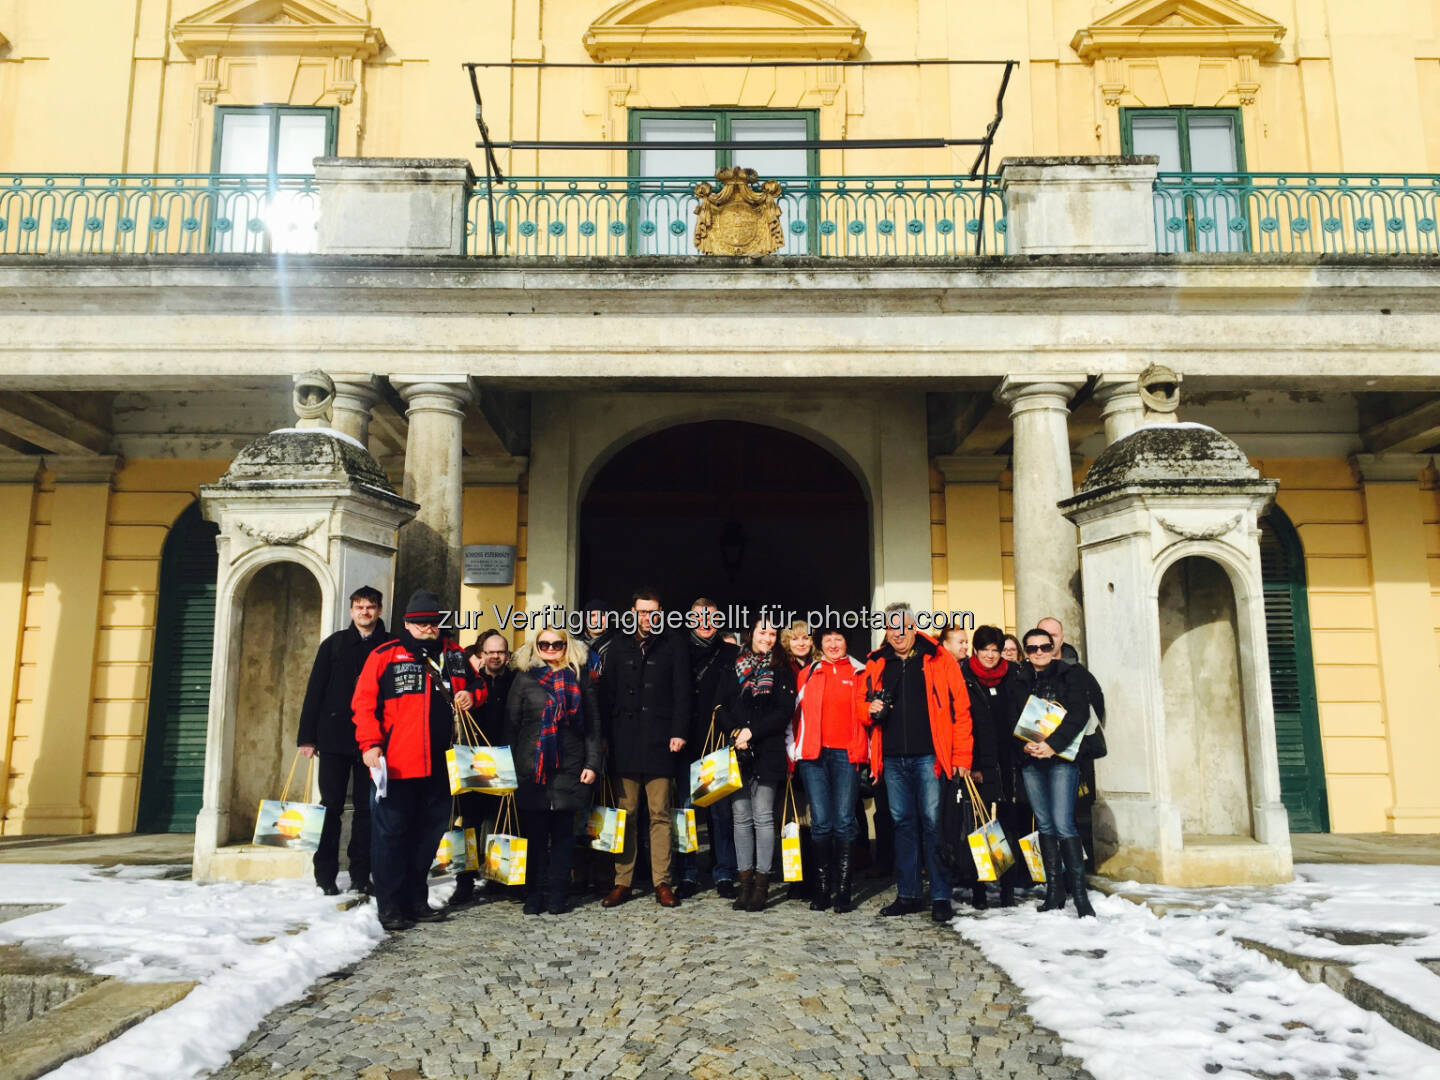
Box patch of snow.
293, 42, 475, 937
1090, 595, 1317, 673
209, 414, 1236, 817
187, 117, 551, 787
0, 864, 383, 1079
268, 425, 369, 452
954, 869, 1440, 1080
1109, 419, 1222, 445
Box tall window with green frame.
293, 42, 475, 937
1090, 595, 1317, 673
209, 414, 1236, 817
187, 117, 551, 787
627, 109, 818, 254
212, 105, 336, 253
1122, 107, 1246, 253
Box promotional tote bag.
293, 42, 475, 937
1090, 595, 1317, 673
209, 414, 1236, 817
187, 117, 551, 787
963, 775, 1015, 883
672, 808, 698, 853
483, 793, 528, 885
252, 753, 326, 851
447, 705, 518, 795
689, 709, 744, 807
780, 780, 804, 883
586, 779, 626, 854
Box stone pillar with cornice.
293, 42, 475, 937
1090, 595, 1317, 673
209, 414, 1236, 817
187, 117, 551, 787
328, 375, 381, 448
3, 455, 117, 835
393, 376, 472, 610
997, 376, 1086, 647
1351, 452, 1440, 834
1093, 375, 1146, 444
0, 459, 40, 829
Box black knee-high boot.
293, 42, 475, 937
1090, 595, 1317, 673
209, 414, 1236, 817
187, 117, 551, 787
1060, 836, 1095, 918
1038, 833, 1066, 912
810, 837, 833, 911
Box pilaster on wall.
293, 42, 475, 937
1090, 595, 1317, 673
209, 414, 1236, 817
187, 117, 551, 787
4, 456, 116, 835
935, 455, 1008, 630
0, 460, 40, 828
460, 456, 528, 650
1352, 453, 1440, 833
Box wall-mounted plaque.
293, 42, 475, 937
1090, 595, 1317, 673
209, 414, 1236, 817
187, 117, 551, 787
462, 544, 516, 585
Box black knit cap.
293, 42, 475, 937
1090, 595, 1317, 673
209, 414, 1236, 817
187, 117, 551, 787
403, 589, 443, 624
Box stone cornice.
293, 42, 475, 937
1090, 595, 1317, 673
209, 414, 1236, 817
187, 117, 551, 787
171, 0, 384, 59
934, 455, 1008, 485
1350, 453, 1435, 484
1071, 0, 1285, 62
0, 457, 41, 484
45, 454, 119, 484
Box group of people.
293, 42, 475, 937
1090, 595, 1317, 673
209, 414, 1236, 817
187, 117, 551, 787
298, 585, 1106, 932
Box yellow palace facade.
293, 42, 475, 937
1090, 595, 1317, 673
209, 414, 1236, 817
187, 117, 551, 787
0, 0, 1438, 877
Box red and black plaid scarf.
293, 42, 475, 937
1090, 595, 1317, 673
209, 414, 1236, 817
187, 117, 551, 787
534, 664, 582, 785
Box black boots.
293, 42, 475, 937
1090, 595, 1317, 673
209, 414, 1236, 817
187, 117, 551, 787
1038, 833, 1066, 912
969, 885, 989, 910
1061, 836, 1096, 919
733, 869, 755, 911
810, 838, 834, 911
832, 844, 855, 914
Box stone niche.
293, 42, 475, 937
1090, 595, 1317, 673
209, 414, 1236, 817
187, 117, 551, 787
193, 384, 416, 882
1060, 422, 1293, 887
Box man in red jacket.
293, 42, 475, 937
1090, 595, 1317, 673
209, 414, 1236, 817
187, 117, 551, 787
352, 589, 477, 932
859, 603, 973, 923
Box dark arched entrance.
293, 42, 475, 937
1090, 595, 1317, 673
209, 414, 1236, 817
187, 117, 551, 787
1260, 508, 1329, 832
580, 421, 870, 648
137, 502, 219, 833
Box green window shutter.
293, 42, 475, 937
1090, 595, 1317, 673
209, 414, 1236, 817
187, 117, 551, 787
136, 503, 219, 833
1259, 512, 1329, 833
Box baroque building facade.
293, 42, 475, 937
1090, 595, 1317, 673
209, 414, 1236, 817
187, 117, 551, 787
0, 0, 1438, 877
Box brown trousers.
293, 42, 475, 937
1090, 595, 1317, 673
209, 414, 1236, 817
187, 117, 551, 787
613, 774, 673, 888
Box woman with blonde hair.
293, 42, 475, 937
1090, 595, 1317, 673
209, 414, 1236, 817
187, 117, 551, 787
506, 627, 602, 915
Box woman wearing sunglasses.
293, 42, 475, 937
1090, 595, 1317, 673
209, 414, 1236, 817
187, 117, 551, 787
506, 628, 602, 915
1017, 626, 1095, 918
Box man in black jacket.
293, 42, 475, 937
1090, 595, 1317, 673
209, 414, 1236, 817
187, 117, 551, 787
682, 597, 739, 898
298, 586, 393, 895
601, 589, 691, 909
451, 630, 516, 905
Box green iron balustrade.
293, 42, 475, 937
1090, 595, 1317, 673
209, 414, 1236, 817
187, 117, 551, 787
1153, 173, 1440, 255
0, 174, 320, 255
466, 176, 1008, 257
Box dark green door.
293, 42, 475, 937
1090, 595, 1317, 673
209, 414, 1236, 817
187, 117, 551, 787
1259, 510, 1329, 832
136, 502, 219, 833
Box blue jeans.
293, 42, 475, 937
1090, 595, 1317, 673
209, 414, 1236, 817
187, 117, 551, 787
1022, 761, 1081, 840
797, 748, 859, 845
731, 777, 778, 874
370, 773, 450, 917
709, 795, 737, 884
885, 754, 949, 902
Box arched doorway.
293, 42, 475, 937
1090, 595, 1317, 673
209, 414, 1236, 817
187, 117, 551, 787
137, 502, 219, 833
1259, 509, 1328, 832
579, 421, 870, 649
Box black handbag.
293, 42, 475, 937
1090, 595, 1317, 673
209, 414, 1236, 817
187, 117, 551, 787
937, 773, 978, 875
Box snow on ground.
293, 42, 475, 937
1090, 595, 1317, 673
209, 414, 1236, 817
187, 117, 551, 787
0, 864, 385, 1079
954, 865, 1440, 1080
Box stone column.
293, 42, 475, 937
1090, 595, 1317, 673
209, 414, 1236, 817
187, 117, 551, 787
997, 376, 1086, 646
393, 376, 472, 610
0, 459, 40, 826
1093, 375, 1146, 444
1352, 453, 1440, 833
329, 376, 381, 447
5, 455, 116, 835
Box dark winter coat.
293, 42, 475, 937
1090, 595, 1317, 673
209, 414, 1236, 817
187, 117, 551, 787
297, 620, 394, 755
1016, 659, 1092, 769
505, 666, 603, 813
959, 659, 1028, 804
471, 665, 516, 746
602, 630, 692, 777
688, 634, 740, 756
717, 659, 797, 785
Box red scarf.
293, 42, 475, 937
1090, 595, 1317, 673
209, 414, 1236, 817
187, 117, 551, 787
968, 653, 1008, 688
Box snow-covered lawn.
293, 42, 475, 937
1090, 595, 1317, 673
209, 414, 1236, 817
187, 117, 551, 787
0, 864, 384, 1079
954, 864, 1440, 1080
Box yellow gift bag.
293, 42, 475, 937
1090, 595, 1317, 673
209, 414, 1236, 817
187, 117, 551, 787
672, 808, 698, 853
689, 710, 744, 807
964, 775, 1015, 883
446, 706, 518, 796
483, 793, 527, 885
252, 753, 327, 851
586, 779, 626, 854
780, 780, 804, 883
1018, 821, 1045, 884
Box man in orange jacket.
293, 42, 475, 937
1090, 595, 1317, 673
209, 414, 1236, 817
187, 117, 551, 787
859, 603, 973, 923
353, 589, 477, 932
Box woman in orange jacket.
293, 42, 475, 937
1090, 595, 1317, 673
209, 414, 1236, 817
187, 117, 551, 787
789, 625, 869, 913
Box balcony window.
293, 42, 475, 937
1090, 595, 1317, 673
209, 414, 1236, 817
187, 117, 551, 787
211, 106, 336, 252
1123, 107, 1246, 252
628, 109, 817, 254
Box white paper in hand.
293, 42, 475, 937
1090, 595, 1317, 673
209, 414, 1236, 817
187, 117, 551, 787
369, 755, 388, 799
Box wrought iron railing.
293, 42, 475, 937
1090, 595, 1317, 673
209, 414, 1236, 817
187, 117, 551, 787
466, 175, 1008, 257
1153, 173, 1440, 255
0, 174, 320, 255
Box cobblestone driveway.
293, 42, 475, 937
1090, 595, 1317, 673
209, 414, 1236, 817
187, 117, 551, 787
216, 887, 1092, 1080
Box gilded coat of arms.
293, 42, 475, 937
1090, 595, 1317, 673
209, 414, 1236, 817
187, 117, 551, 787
693, 167, 785, 256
